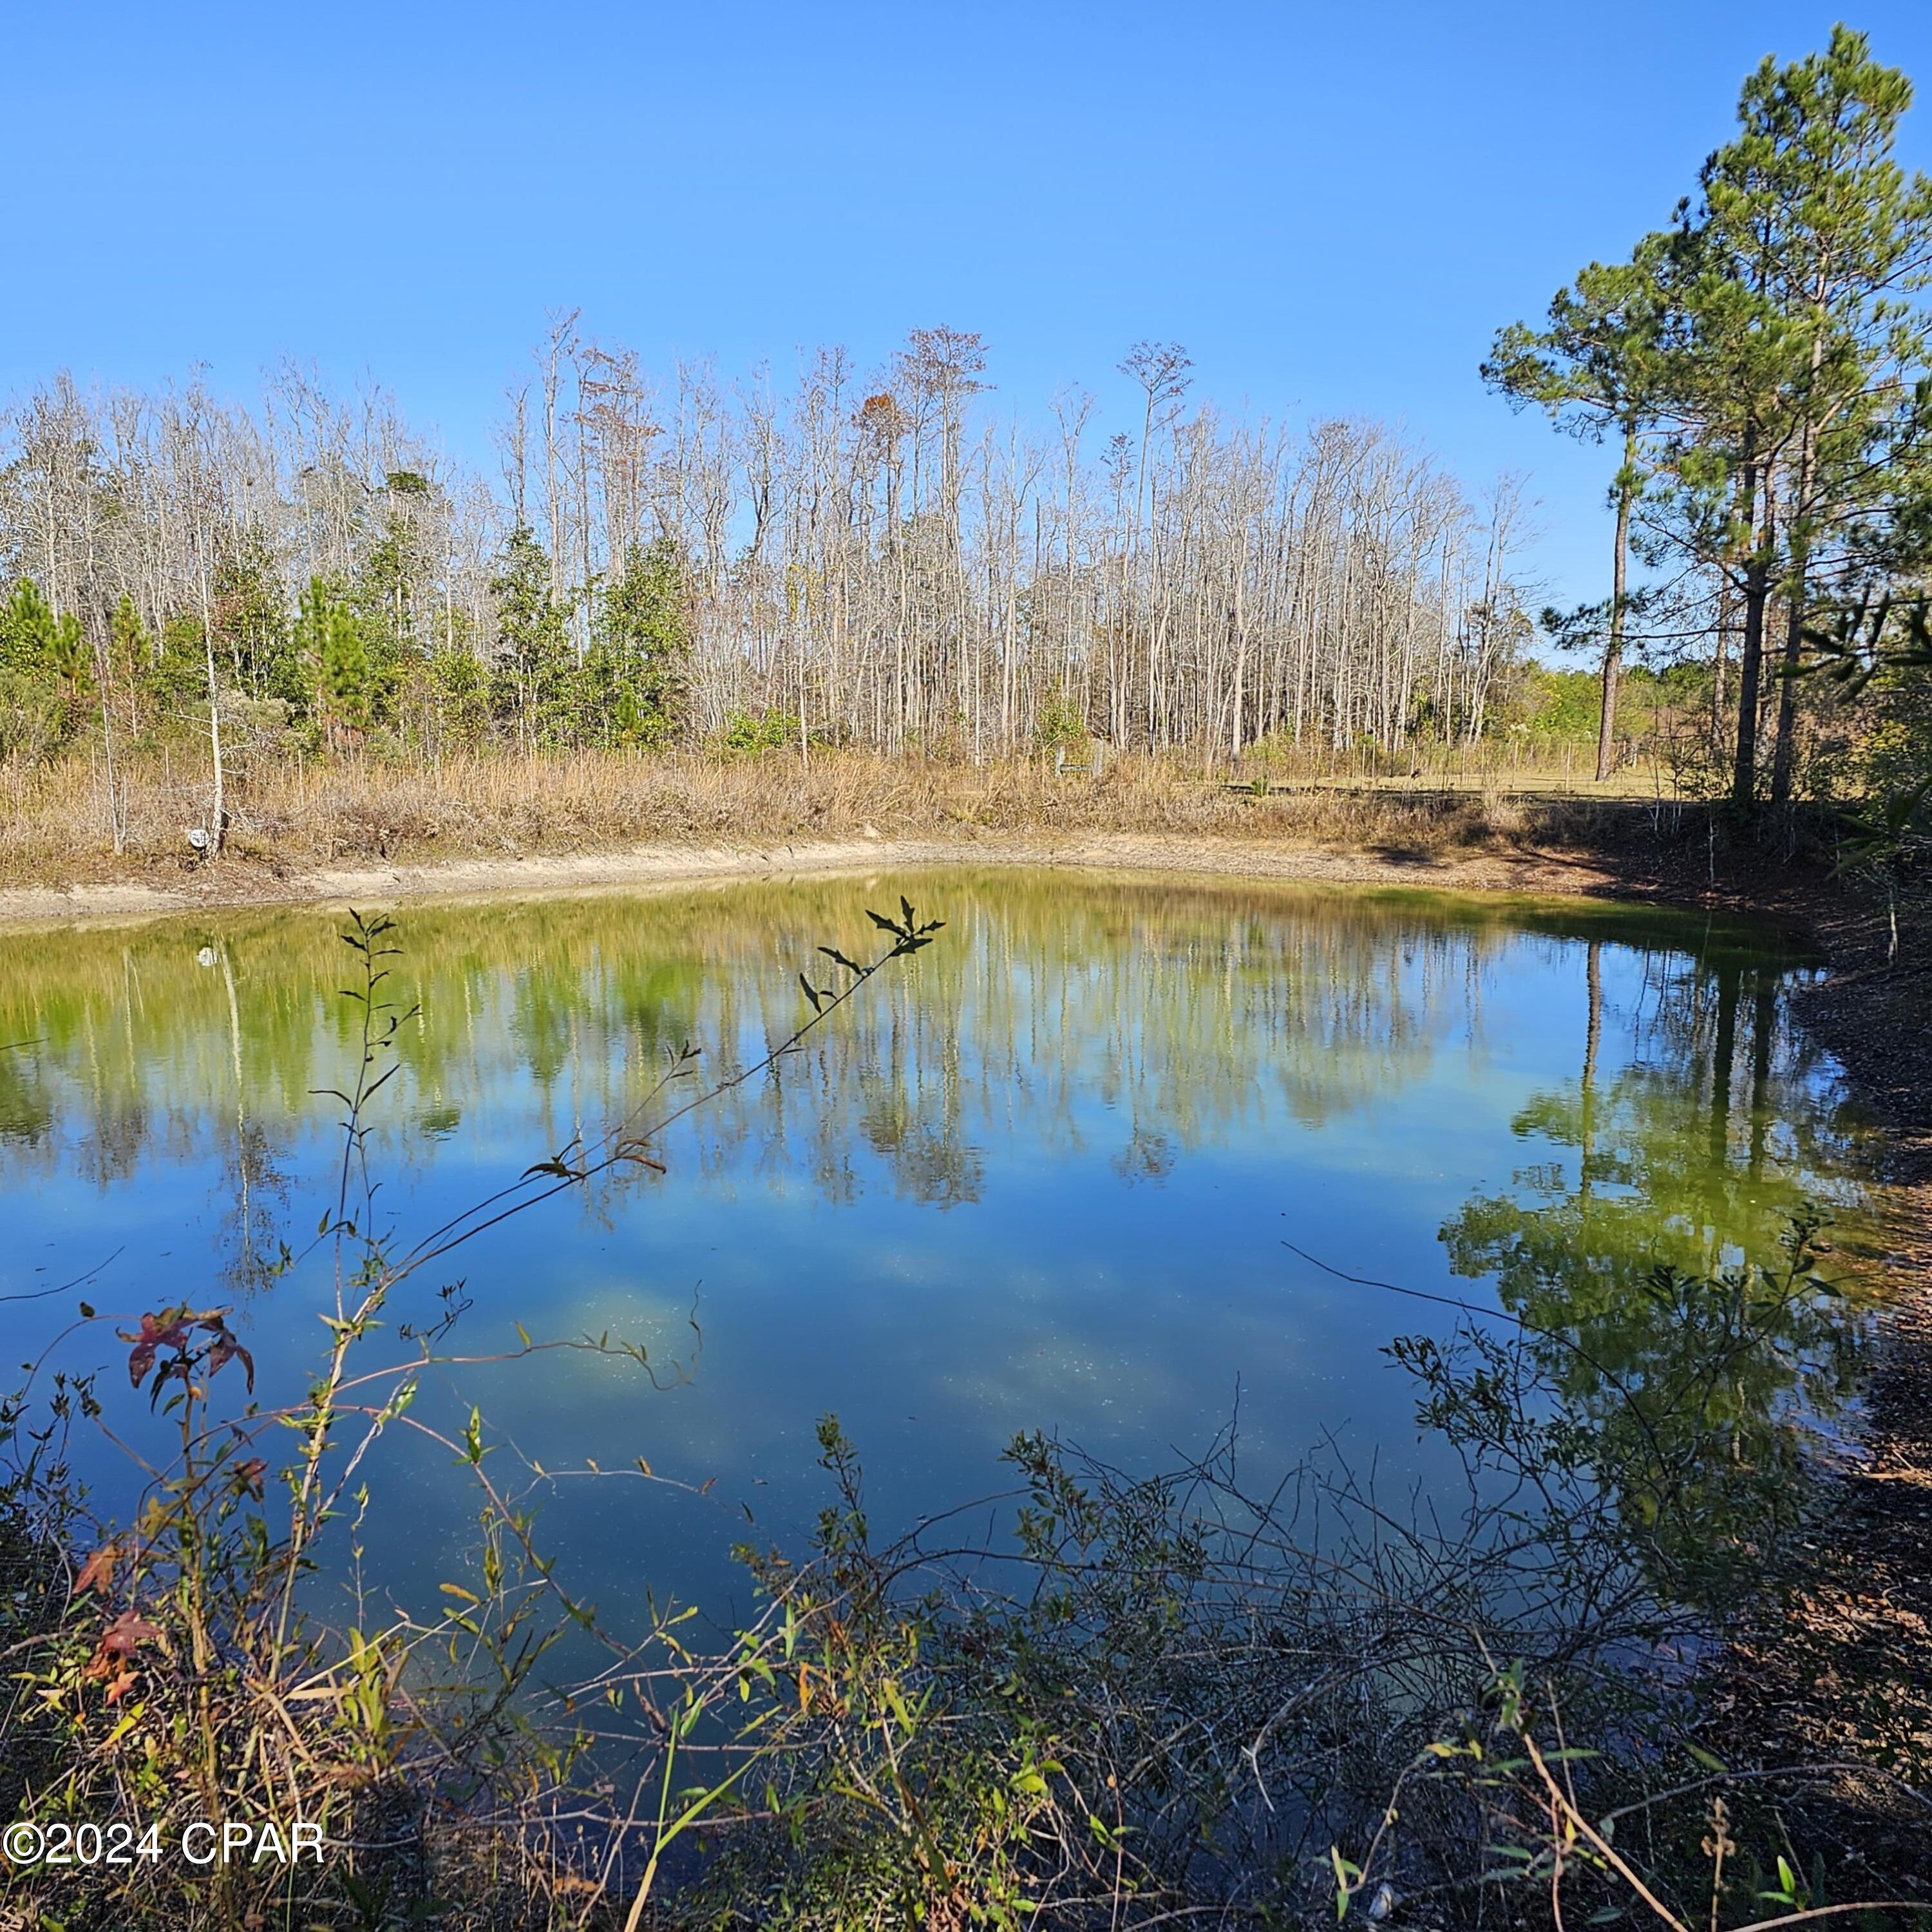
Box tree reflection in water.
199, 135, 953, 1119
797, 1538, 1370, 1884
1440, 940, 1870, 1610
0, 871, 1872, 1625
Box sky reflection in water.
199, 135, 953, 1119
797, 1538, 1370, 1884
0, 871, 1868, 1633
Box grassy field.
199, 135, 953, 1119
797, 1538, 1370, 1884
0, 744, 1687, 892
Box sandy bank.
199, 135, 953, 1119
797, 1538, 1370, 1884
0, 831, 1620, 928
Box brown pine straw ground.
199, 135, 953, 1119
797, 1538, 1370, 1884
1705, 887, 1932, 1896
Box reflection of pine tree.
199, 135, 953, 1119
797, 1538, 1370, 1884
1443, 961, 1852, 1331
0, 883, 1858, 1303
1439, 956, 1865, 1607
0, 1043, 53, 1146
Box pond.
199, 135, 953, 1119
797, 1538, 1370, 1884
0, 868, 1874, 1634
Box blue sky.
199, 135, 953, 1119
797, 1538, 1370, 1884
6, 1, 1931, 610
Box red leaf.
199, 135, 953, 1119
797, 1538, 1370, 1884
119, 1311, 191, 1390
99, 1609, 162, 1658
84, 1608, 164, 1689
205, 1331, 254, 1392
75, 1542, 119, 1595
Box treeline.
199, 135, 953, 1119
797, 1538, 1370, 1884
0, 333, 1540, 791
1491, 24, 1932, 806
8, 28, 1931, 831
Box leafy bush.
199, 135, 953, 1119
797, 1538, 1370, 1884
715, 707, 802, 755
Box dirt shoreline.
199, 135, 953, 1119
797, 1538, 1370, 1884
0, 830, 1626, 928
1723, 895, 1932, 1888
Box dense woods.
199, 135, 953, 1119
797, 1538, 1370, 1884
15, 33, 1932, 846
4, 31, 1931, 864
0, 334, 1544, 799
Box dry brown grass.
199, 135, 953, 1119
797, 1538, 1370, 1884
0, 745, 1656, 891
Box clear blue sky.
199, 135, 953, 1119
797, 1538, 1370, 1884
6, 1, 1932, 611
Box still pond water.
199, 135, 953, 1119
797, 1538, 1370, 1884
0, 869, 1871, 1630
